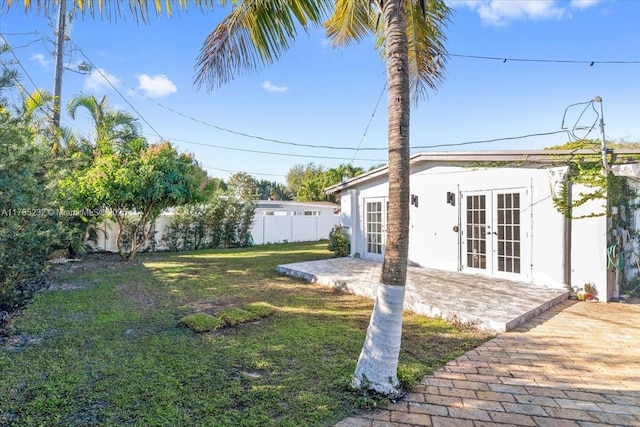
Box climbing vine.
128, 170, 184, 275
550, 159, 608, 219
545, 140, 637, 220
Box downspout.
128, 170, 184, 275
564, 180, 573, 288
349, 189, 359, 257
457, 184, 461, 271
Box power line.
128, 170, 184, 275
203, 164, 286, 178
449, 53, 640, 65
132, 88, 387, 151
70, 40, 165, 141
1, 45, 93, 143
411, 130, 575, 150
2, 42, 54, 118
147, 133, 387, 162
351, 83, 386, 163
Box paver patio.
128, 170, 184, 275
277, 258, 569, 332
335, 299, 640, 427
276, 258, 640, 426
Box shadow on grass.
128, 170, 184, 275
0, 242, 491, 427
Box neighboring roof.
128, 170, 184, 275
325, 149, 640, 194
256, 200, 339, 210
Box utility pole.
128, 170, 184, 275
593, 96, 608, 173
52, 0, 67, 129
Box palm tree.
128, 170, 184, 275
67, 94, 142, 154
13, 0, 450, 396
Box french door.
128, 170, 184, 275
463, 190, 526, 277
364, 198, 387, 259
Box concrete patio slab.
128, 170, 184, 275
277, 258, 569, 332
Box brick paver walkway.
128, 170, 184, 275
336, 300, 640, 427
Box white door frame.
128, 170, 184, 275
461, 188, 529, 280
362, 197, 387, 260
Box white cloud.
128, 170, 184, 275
84, 68, 121, 92
454, 0, 603, 25
570, 0, 602, 10
262, 80, 288, 93
30, 53, 50, 69
136, 74, 177, 98
453, 0, 572, 26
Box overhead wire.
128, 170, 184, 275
351, 82, 387, 162
6, 30, 636, 177
449, 53, 640, 65
130, 87, 386, 151
2, 41, 55, 118
70, 40, 165, 141
145, 133, 386, 162
1, 37, 96, 142
560, 100, 600, 142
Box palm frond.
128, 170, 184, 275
194, 0, 332, 90
324, 0, 376, 47
10, 1, 218, 22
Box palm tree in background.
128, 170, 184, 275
12, 0, 450, 396
67, 94, 142, 154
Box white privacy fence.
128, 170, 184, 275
250, 215, 340, 245
91, 213, 340, 252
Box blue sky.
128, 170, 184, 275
1, 0, 639, 184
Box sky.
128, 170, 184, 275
1, 0, 639, 184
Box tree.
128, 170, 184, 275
12, 0, 450, 396
195, 0, 450, 396
287, 163, 364, 202
67, 94, 141, 155
227, 171, 259, 201
62, 95, 208, 259
257, 179, 292, 200
285, 163, 325, 200
0, 60, 60, 311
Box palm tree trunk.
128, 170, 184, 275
352, 0, 410, 396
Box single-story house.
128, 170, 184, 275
326, 149, 640, 302
254, 200, 340, 217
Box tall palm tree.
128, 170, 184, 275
13, 0, 450, 396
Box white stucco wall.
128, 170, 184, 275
339, 163, 576, 288
570, 183, 609, 300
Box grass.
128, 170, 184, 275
0, 242, 491, 426
180, 302, 276, 332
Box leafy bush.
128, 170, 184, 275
327, 225, 350, 257
0, 73, 61, 311
161, 193, 255, 251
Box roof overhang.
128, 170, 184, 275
325, 149, 640, 195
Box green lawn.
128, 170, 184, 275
0, 242, 491, 426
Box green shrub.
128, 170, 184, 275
397, 363, 425, 390
179, 313, 225, 333
0, 79, 60, 311
327, 225, 350, 257
161, 194, 256, 251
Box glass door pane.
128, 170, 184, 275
496, 193, 521, 273
465, 194, 487, 269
